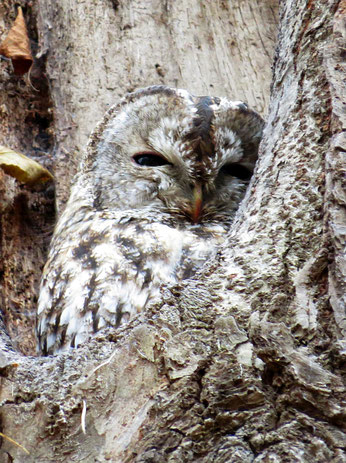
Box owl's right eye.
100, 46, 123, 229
132, 152, 171, 167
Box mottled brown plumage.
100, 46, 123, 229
37, 86, 264, 355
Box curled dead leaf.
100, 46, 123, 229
0, 7, 33, 75
0, 146, 53, 185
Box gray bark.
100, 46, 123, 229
0, 0, 345, 462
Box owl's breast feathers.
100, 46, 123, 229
37, 212, 225, 354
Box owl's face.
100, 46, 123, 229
84, 87, 264, 225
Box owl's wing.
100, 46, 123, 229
36, 218, 189, 354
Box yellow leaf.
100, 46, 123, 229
0, 146, 53, 185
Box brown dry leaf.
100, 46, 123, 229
0, 146, 53, 185
0, 7, 33, 75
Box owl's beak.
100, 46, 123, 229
191, 183, 203, 223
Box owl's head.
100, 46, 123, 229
83, 86, 264, 225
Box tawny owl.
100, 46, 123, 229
37, 86, 264, 355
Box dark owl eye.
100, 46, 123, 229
132, 152, 171, 167
220, 163, 252, 180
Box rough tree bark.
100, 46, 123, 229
0, 0, 345, 462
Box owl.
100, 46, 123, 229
37, 86, 264, 355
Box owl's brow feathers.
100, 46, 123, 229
128, 87, 221, 164
87, 86, 221, 169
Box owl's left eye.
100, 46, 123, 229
220, 163, 252, 180
132, 152, 171, 167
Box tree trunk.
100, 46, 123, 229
0, 0, 345, 462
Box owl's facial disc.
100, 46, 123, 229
90, 88, 264, 223
131, 149, 207, 223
